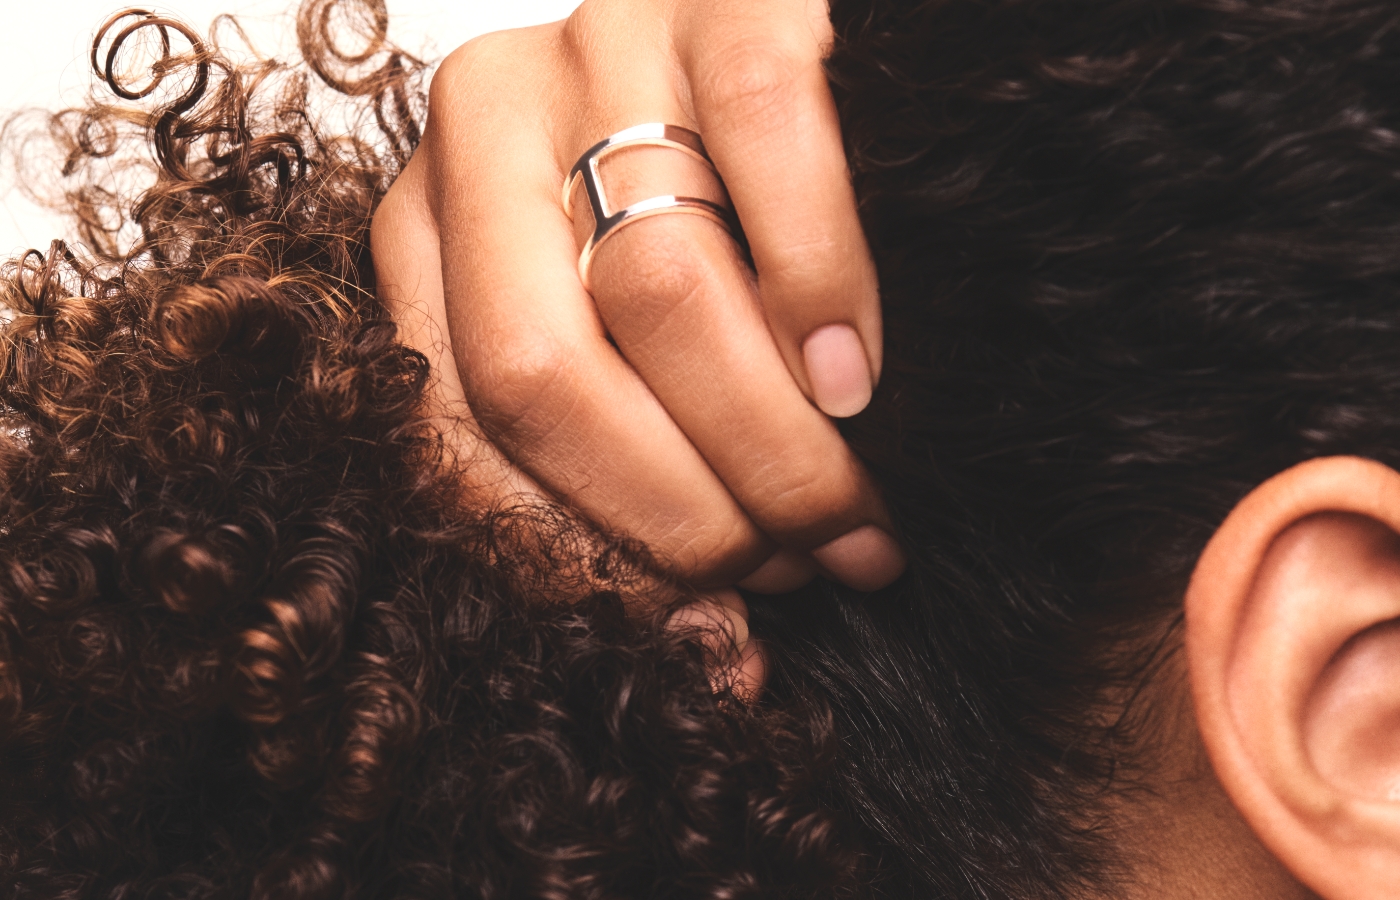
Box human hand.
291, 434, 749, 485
371, 0, 904, 596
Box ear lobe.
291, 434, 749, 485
1188, 456, 1400, 899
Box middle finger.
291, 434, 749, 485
569, 123, 904, 591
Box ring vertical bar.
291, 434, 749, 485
563, 123, 745, 291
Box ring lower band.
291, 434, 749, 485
563, 123, 743, 292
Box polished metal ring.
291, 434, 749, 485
562, 123, 743, 291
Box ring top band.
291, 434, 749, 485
563, 123, 743, 291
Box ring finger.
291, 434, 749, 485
568, 120, 902, 591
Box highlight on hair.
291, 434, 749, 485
11, 1, 1400, 898
0, 4, 862, 896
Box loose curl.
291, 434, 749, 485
0, 5, 861, 897
14, 2, 1400, 897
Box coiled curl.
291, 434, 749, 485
0, 4, 861, 898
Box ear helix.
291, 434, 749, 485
1186, 456, 1400, 900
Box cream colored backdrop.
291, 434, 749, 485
0, 0, 583, 256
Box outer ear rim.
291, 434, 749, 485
1186, 455, 1400, 898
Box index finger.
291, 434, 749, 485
677, 0, 883, 420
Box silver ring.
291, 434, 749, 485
562, 123, 743, 292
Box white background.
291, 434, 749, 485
0, 0, 583, 257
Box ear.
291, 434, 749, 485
1188, 456, 1400, 899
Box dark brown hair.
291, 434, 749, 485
0, 5, 859, 897
10, 0, 1400, 898
748, 0, 1400, 896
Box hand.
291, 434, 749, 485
371, 0, 904, 594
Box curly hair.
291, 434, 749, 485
11, 0, 1400, 897
0, 5, 861, 898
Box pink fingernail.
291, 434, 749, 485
803, 323, 873, 418
665, 591, 750, 652
730, 638, 768, 702
811, 525, 906, 592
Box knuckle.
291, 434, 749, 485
766, 236, 846, 292
431, 28, 547, 110
433, 32, 501, 94
560, 0, 653, 73
463, 331, 576, 440
660, 512, 770, 583
745, 460, 862, 537
559, 0, 605, 56
598, 229, 713, 334
614, 234, 709, 303
697, 42, 805, 124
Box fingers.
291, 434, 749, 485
376, 164, 771, 698
380, 8, 905, 596
556, 1, 904, 590
666, 589, 767, 701
370, 152, 540, 506
586, 212, 905, 591
422, 28, 778, 585
676, 0, 883, 419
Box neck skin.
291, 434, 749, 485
1095, 643, 1320, 900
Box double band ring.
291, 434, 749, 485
563, 123, 744, 291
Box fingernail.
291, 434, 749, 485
666, 589, 750, 653
811, 525, 906, 592
730, 638, 768, 703
803, 323, 873, 418
738, 549, 817, 593
667, 591, 767, 701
